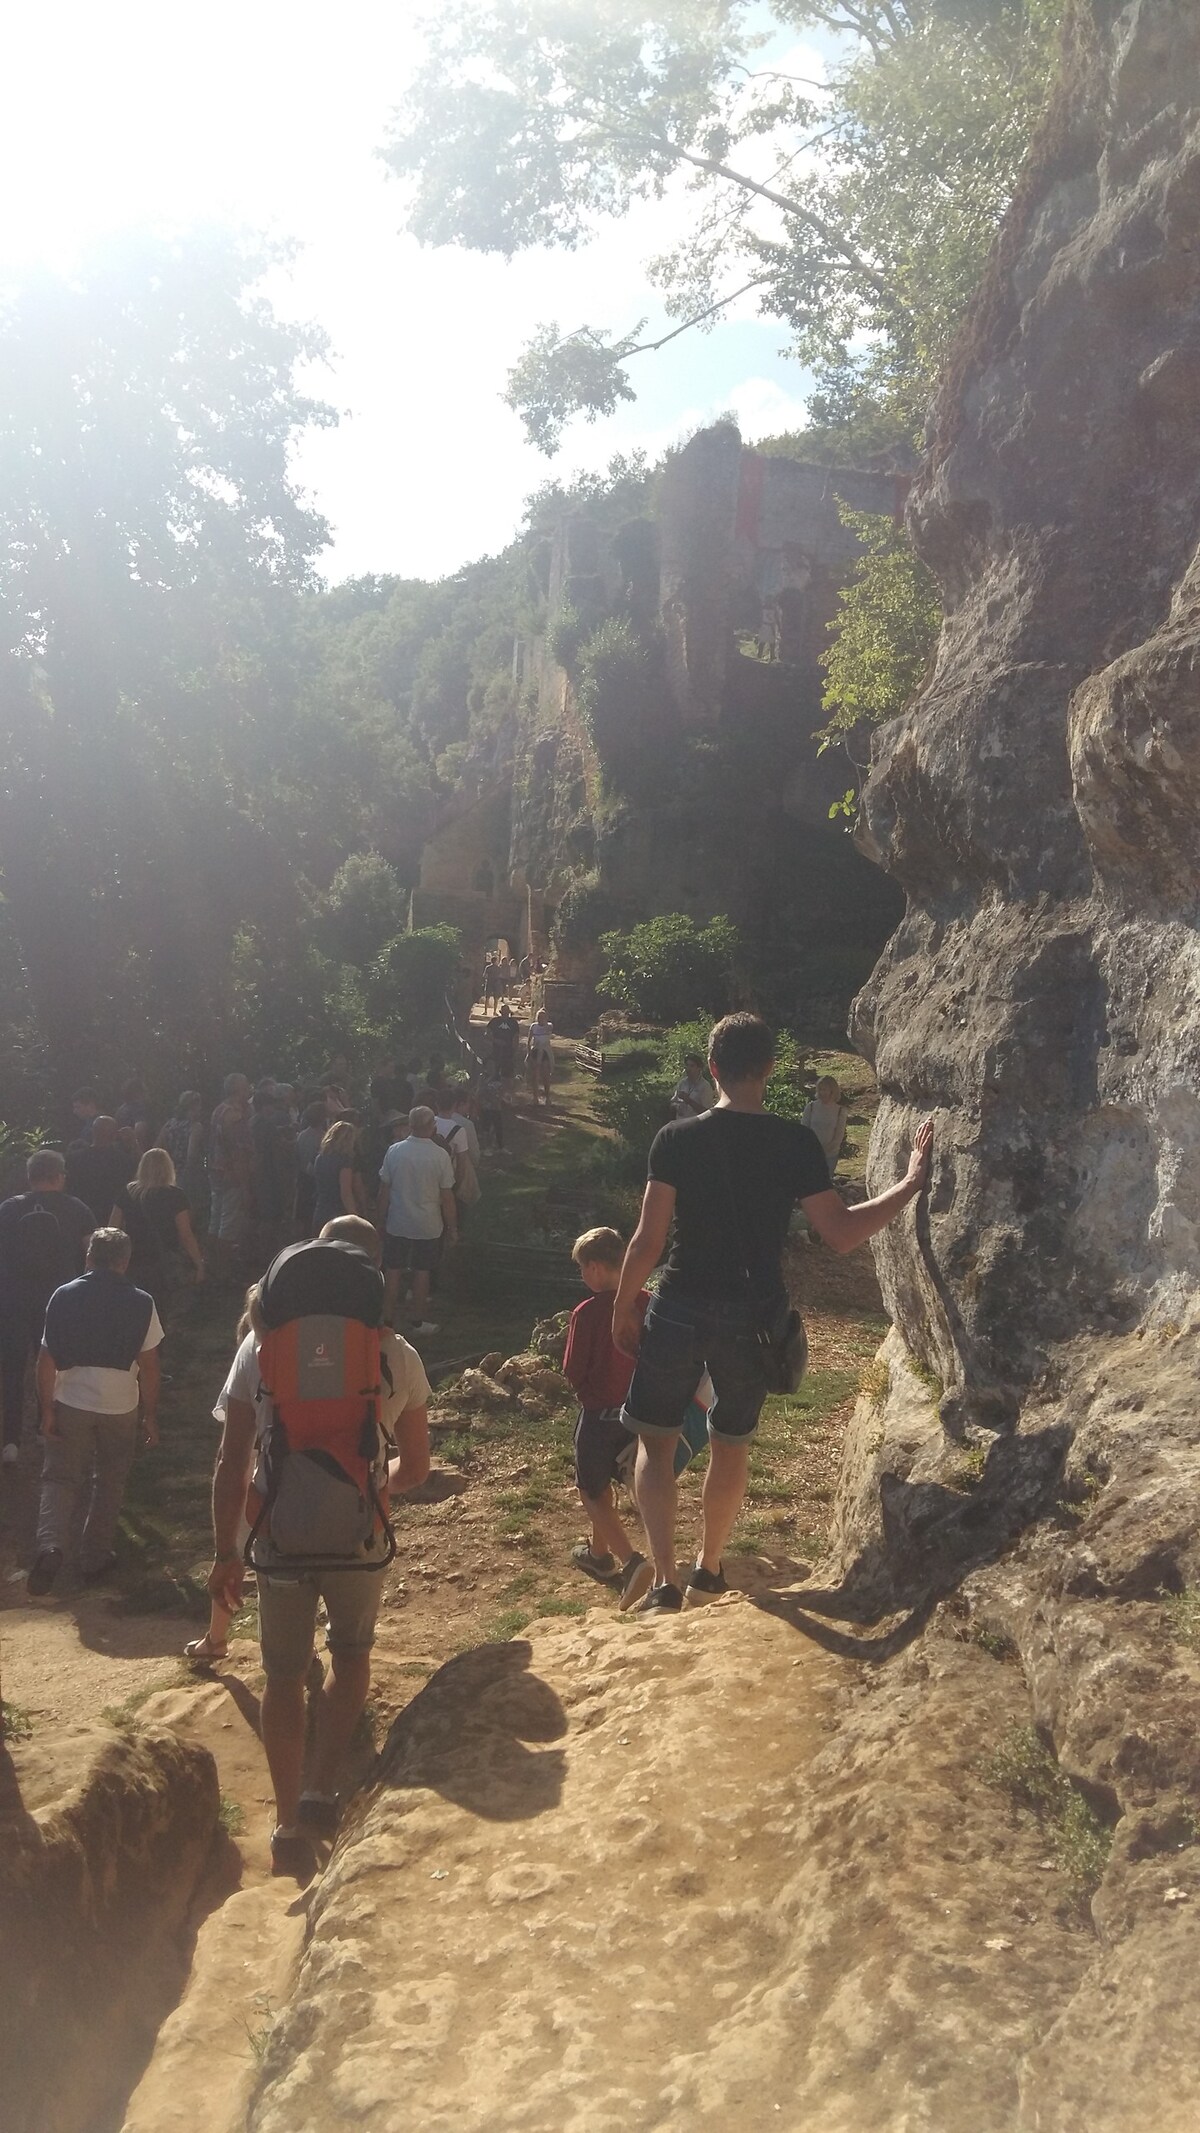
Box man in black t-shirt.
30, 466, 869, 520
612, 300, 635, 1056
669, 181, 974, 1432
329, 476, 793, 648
613, 1013, 932, 1616
0, 1150, 95, 1463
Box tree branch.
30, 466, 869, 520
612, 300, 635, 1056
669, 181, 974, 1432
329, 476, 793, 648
623, 277, 772, 356
654, 141, 902, 310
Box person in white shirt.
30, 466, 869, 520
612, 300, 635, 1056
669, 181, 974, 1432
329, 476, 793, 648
27, 1226, 163, 1595
375, 1106, 457, 1333
671, 1054, 715, 1120
526, 1009, 555, 1108
801, 1077, 849, 1167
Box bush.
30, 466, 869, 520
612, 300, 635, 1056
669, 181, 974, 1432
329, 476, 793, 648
598, 913, 742, 1025
575, 616, 657, 773
318, 853, 408, 969
366, 925, 462, 1043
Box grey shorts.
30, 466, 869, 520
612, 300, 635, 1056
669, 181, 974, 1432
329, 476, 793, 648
257, 1567, 382, 1679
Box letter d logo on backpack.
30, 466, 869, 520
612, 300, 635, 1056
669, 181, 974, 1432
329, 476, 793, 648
244, 1241, 396, 1576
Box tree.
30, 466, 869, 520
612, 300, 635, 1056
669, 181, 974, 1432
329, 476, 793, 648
319, 854, 410, 968
598, 911, 742, 1023
383, 0, 1067, 453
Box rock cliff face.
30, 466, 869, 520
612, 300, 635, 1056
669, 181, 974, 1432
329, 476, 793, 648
857, 0, 1200, 1413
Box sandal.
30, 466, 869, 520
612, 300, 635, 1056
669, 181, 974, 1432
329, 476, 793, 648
184, 1632, 229, 1666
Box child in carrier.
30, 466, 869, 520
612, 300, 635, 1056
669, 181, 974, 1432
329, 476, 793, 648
562, 1229, 713, 1613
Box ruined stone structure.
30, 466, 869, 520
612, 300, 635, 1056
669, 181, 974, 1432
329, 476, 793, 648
415, 427, 905, 1028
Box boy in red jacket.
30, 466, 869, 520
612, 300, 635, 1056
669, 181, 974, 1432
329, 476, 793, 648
562, 1227, 654, 1611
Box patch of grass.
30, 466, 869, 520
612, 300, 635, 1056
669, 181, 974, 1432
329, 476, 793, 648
397, 1661, 434, 1679
502, 1570, 540, 1598
487, 1607, 533, 1641
438, 1432, 474, 1468
907, 1354, 943, 1402
535, 1596, 586, 1618
981, 1724, 1112, 1903
950, 1444, 987, 1490
0, 1701, 34, 1742
728, 1513, 778, 1555
971, 1621, 1017, 1662
1161, 1586, 1200, 1653
244, 1992, 276, 2064
218, 1794, 246, 1835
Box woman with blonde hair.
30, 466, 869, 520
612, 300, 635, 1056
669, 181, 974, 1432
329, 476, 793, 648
311, 1118, 362, 1233
111, 1144, 205, 1312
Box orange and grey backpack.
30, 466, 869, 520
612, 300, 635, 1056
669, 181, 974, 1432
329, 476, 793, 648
244, 1239, 396, 1576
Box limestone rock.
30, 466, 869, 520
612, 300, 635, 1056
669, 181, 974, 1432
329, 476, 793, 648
0, 1720, 219, 2133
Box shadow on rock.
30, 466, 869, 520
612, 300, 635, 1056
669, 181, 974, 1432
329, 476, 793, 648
376, 1640, 567, 1820
755, 1423, 1070, 1656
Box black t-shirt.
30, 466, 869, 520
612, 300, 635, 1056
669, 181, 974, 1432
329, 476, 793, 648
115, 1183, 188, 1263
490, 1020, 518, 1068
0, 1190, 95, 1300
65, 1142, 134, 1225
648, 1109, 831, 1303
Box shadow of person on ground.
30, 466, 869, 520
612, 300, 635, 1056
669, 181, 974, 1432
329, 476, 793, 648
376, 1640, 567, 1820
752, 1423, 1070, 1661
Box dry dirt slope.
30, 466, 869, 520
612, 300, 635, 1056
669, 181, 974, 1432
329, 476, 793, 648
122, 1593, 1136, 2133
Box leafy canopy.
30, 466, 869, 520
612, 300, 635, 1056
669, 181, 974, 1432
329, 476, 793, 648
384, 0, 1067, 452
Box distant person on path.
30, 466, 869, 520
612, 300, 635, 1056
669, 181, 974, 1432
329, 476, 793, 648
477, 1066, 507, 1152
435, 1088, 482, 1230
526, 1009, 555, 1108
376, 1107, 457, 1335
70, 1089, 101, 1145
26, 1227, 163, 1595
0, 1152, 94, 1466
802, 1076, 849, 1169
292, 1099, 327, 1239
613, 1013, 933, 1616
483, 953, 500, 1014
112, 1147, 204, 1320
208, 1074, 253, 1268
563, 1228, 654, 1610
66, 1114, 133, 1227
671, 1054, 714, 1121
489, 1003, 520, 1088
312, 1119, 362, 1232
203, 1228, 429, 1873
250, 1087, 293, 1267
161, 1091, 209, 1229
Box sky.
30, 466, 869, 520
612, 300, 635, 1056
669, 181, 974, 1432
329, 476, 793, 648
0, 2, 826, 584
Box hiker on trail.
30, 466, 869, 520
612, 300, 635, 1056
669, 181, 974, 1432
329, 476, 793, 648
250, 1086, 293, 1266
489, 1003, 520, 1087
483, 953, 500, 1014
208, 1074, 253, 1267
525, 1009, 555, 1109
70, 1088, 101, 1144
435, 1087, 482, 1231
802, 1075, 849, 1169
66, 1113, 133, 1226
26, 1227, 163, 1596
613, 1013, 933, 1616
563, 1228, 654, 1611
204, 1226, 429, 1875
0, 1151, 95, 1467
292, 1099, 327, 1239
312, 1119, 362, 1232
671, 1054, 715, 1121
112, 1147, 205, 1321
477, 1065, 507, 1152
160, 1091, 209, 1229
376, 1106, 457, 1336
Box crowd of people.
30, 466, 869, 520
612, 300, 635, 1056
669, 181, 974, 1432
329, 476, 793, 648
2, 1005, 931, 1880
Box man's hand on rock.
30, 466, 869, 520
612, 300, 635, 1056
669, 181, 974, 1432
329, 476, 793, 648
906, 1120, 934, 1194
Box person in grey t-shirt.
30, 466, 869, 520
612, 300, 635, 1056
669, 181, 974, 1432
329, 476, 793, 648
375, 1108, 457, 1334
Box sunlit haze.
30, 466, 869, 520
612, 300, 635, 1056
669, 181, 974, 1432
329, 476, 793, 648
0, 2, 822, 582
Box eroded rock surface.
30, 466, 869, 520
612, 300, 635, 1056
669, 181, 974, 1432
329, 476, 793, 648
245, 1606, 1106, 2133
0, 1719, 219, 2133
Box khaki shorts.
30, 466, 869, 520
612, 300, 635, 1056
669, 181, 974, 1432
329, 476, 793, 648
257, 1567, 382, 1680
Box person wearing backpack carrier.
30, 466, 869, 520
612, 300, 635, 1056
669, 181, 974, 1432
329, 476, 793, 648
0, 1150, 94, 1466
205, 1231, 430, 1878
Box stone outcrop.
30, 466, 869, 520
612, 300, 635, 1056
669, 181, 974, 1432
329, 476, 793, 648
1, 1719, 220, 2133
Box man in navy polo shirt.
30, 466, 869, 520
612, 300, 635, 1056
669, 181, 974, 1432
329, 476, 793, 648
27, 1226, 163, 1596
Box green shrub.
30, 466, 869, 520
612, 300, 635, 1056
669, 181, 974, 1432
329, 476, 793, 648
598, 914, 742, 1025
981, 1723, 1113, 1903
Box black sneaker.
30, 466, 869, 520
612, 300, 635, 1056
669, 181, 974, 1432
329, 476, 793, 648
27, 1549, 63, 1598
81, 1553, 119, 1587
270, 1827, 317, 1880
635, 1581, 683, 1617
297, 1792, 341, 1839
683, 1563, 729, 1608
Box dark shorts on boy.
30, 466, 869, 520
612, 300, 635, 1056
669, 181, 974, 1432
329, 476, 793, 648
621, 1290, 776, 1444
382, 1232, 442, 1273
573, 1405, 636, 1500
